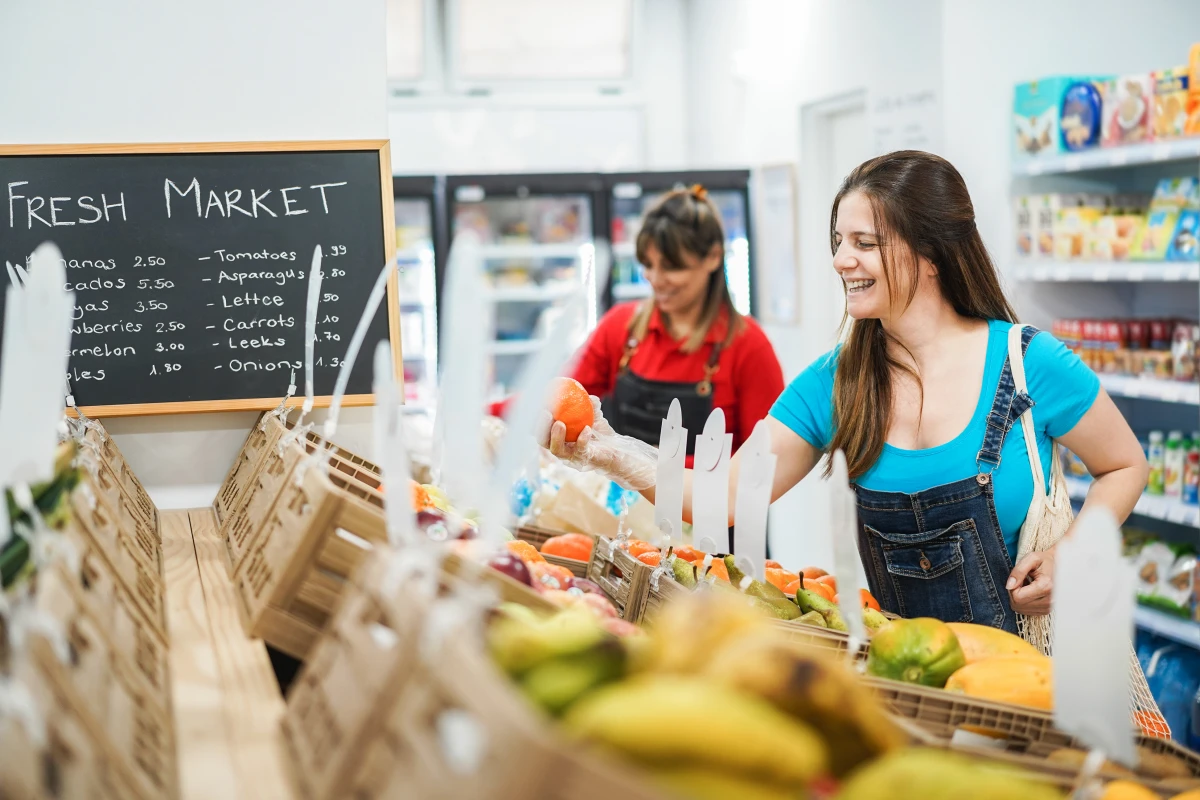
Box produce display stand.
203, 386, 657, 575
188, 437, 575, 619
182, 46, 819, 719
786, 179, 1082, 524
515, 524, 593, 577
585, 534, 654, 621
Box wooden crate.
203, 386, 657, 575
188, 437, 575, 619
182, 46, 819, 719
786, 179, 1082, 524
77, 467, 163, 579
25, 576, 178, 800
1, 661, 147, 800
640, 566, 691, 623
586, 535, 654, 622
516, 525, 593, 578
70, 487, 166, 640
82, 424, 159, 536
213, 412, 289, 531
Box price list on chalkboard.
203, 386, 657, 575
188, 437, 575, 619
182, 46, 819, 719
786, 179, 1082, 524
0, 143, 395, 414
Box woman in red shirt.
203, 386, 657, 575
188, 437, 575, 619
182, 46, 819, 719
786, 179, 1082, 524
571, 185, 784, 467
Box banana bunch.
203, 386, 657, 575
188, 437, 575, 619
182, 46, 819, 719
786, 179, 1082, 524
488, 604, 628, 716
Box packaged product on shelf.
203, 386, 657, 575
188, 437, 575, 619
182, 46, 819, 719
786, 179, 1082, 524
1150, 318, 1174, 351
1148, 431, 1166, 495
1166, 208, 1200, 261
1184, 437, 1200, 506
1013, 196, 1034, 257
1172, 321, 1199, 382
1188, 42, 1200, 135
1054, 194, 1105, 260
1135, 541, 1174, 595
1133, 177, 1199, 261
1035, 194, 1057, 257
1060, 446, 1090, 480
1165, 431, 1186, 498
1013, 77, 1072, 158
1060, 78, 1108, 151
1153, 64, 1191, 139
1100, 320, 1127, 373
1165, 554, 1197, 615
1128, 318, 1151, 351
1102, 73, 1154, 146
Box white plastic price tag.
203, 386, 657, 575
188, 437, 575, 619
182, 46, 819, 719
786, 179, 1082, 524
654, 399, 687, 547
1052, 507, 1136, 767
0, 243, 74, 488
1092, 266, 1110, 282
436, 232, 490, 513
324, 259, 394, 441
302, 245, 323, 417
829, 450, 866, 646
693, 408, 732, 555
1064, 155, 1082, 172
373, 342, 416, 547
732, 421, 775, 583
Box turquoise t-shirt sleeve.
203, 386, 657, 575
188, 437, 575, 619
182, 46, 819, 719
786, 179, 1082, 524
1025, 330, 1101, 438
769, 350, 837, 450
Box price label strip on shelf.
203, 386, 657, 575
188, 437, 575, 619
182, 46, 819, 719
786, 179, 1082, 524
732, 420, 776, 585
1052, 506, 1136, 767
693, 408, 732, 556
830, 450, 867, 651
653, 399, 687, 551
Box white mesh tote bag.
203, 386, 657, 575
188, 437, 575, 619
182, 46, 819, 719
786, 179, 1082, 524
1008, 324, 1167, 737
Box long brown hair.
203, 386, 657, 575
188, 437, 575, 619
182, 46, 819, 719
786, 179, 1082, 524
827, 151, 1017, 478
630, 185, 743, 352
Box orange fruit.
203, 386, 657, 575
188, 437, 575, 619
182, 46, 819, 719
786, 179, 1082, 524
702, 559, 729, 582
671, 545, 705, 564
802, 566, 828, 580
782, 578, 800, 596
1133, 710, 1170, 739
547, 377, 594, 442
804, 579, 835, 602
409, 481, 431, 511
624, 539, 657, 558
765, 559, 783, 570
541, 533, 593, 562
765, 568, 799, 592
529, 561, 574, 590
814, 574, 837, 593
505, 540, 546, 564
636, 550, 662, 567
859, 589, 881, 611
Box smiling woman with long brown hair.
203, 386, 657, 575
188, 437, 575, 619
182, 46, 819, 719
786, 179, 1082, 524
541, 150, 1148, 634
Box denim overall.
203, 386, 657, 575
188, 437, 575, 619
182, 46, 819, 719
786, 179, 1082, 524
853, 326, 1037, 634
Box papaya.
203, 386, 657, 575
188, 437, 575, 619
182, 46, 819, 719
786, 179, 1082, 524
943, 655, 1052, 710
946, 622, 1039, 665
1098, 781, 1160, 800
865, 618, 966, 688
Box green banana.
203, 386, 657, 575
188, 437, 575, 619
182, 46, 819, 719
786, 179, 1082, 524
724, 556, 801, 620
564, 675, 829, 785
489, 609, 609, 677
797, 610, 827, 628
648, 766, 797, 800
520, 641, 625, 715
794, 587, 849, 632
670, 555, 697, 589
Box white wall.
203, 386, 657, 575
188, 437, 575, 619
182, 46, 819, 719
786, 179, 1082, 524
0, 0, 389, 508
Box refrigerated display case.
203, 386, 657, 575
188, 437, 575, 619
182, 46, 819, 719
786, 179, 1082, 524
603, 170, 754, 316
393, 175, 442, 406
445, 173, 607, 400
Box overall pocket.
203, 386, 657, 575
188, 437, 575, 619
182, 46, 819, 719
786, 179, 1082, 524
865, 520, 976, 623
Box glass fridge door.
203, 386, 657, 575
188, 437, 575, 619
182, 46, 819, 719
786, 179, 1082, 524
610, 184, 752, 315
451, 188, 598, 400
395, 197, 438, 406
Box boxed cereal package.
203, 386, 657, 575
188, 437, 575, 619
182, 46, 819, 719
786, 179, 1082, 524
1154, 65, 1191, 138
1102, 74, 1154, 146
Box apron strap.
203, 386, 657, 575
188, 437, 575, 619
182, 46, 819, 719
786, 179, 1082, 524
617, 332, 725, 397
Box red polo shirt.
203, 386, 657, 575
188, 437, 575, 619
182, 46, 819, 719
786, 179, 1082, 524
570, 302, 784, 466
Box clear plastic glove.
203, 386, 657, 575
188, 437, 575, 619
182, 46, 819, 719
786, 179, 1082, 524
534, 396, 658, 491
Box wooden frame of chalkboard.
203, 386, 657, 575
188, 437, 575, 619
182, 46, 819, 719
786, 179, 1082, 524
0, 140, 400, 417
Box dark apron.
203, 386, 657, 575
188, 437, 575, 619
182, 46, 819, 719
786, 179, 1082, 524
602, 331, 750, 552
852, 326, 1037, 633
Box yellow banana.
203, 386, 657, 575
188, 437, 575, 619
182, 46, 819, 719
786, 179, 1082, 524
701, 629, 905, 777
564, 675, 828, 785
635, 589, 773, 675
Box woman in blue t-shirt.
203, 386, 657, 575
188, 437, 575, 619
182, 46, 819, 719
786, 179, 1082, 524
541, 150, 1148, 631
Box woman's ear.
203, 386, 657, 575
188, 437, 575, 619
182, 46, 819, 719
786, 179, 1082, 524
703, 243, 724, 274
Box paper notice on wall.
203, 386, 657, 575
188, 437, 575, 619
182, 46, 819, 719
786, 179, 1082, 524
868, 88, 942, 155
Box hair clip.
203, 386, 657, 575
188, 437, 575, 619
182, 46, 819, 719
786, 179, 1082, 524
689, 184, 709, 201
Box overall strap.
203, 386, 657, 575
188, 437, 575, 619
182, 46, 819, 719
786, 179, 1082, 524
976, 324, 1039, 473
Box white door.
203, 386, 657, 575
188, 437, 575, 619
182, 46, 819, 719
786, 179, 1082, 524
766, 93, 871, 576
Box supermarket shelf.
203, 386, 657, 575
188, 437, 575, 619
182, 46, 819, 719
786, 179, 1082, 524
1013, 138, 1200, 176
612, 282, 652, 300
1011, 261, 1200, 283
1065, 476, 1200, 528
1134, 606, 1200, 649
487, 285, 576, 302
478, 242, 584, 260
1099, 374, 1200, 405
488, 339, 543, 355
396, 247, 429, 263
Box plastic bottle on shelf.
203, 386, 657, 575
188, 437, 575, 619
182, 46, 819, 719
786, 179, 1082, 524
1184, 434, 1200, 505
1148, 431, 1166, 495
1165, 431, 1186, 498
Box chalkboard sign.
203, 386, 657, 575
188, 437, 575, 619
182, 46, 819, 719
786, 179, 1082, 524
0, 141, 399, 416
